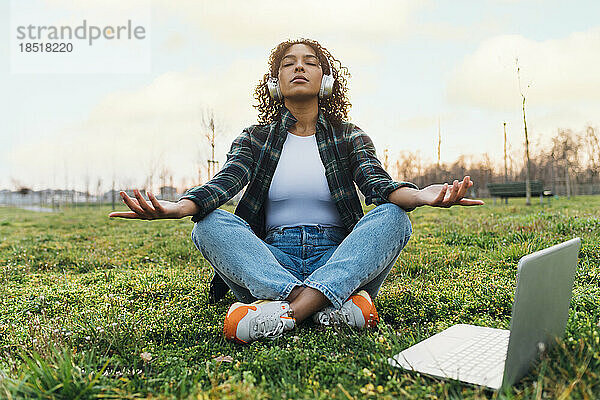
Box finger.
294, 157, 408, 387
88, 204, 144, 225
458, 198, 485, 206
451, 179, 461, 200
148, 192, 164, 213
456, 176, 470, 199
134, 189, 154, 213
120, 192, 145, 215
447, 179, 460, 204
124, 197, 142, 208
109, 211, 145, 219
433, 183, 448, 205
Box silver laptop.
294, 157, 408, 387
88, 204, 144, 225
388, 238, 581, 390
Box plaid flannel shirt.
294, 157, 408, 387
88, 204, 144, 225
181, 106, 418, 239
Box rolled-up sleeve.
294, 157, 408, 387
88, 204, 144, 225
180, 129, 254, 222
348, 125, 418, 209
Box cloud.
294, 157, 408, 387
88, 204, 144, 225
446, 28, 600, 111
9, 0, 417, 190
43, 0, 149, 13
155, 1, 421, 45
8, 60, 266, 190
42, 0, 423, 62
161, 32, 185, 52
11, 1, 598, 190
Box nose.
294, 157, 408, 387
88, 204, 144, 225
294, 62, 306, 72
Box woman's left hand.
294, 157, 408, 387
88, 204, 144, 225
416, 176, 485, 208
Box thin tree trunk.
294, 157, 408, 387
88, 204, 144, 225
522, 95, 532, 205
516, 59, 532, 205
565, 164, 571, 198
503, 122, 508, 182
504, 122, 508, 204
111, 179, 116, 211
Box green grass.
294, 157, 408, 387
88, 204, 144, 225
0, 197, 599, 399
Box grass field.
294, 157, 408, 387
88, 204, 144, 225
1, 197, 599, 399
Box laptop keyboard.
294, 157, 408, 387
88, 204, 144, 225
427, 330, 509, 375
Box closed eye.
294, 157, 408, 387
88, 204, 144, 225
282, 62, 318, 67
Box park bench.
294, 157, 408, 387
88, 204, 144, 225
487, 181, 553, 205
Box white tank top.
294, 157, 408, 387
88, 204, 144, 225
265, 131, 344, 231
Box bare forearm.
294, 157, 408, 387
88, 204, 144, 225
388, 187, 421, 210
177, 198, 201, 218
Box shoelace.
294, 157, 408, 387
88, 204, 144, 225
321, 308, 351, 325
317, 312, 330, 325
251, 314, 287, 339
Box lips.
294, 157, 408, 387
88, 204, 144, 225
291, 76, 308, 82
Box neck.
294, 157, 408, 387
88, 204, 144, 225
284, 97, 319, 136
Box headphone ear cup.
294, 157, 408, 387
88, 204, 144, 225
267, 76, 282, 101
319, 74, 334, 99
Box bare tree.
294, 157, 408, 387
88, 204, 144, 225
383, 148, 390, 172
396, 151, 420, 183
142, 147, 167, 196
437, 117, 441, 168
551, 129, 582, 198
159, 165, 175, 200
200, 108, 224, 182
516, 58, 532, 205
84, 171, 90, 205
111, 175, 116, 211
371, 123, 598, 198
503, 122, 508, 182
583, 125, 600, 183
179, 176, 191, 195
436, 117, 442, 182
96, 178, 102, 205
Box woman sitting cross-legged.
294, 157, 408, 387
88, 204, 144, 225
109, 38, 484, 344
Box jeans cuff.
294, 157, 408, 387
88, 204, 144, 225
303, 279, 343, 309
279, 281, 303, 302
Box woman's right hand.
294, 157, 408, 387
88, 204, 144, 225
108, 189, 185, 220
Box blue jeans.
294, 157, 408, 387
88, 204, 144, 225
191, 203, 412, 309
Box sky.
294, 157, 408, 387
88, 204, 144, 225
1, 0, 599, 193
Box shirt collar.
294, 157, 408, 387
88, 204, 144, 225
278, 105, 330, 138
279, 105, 297, 134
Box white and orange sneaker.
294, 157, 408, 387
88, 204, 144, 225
223, 300, 296, 344
313, 290, 379, 328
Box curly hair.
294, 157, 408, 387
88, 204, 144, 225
253, 38, 352, 128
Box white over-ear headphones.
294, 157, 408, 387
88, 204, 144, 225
267, 55, 334, 101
